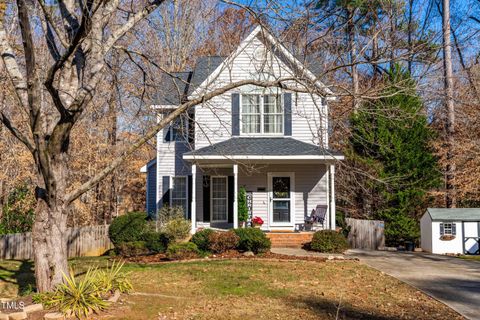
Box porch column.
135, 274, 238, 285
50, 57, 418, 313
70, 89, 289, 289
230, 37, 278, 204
191, 164, 197, 234
330, 164, 336, 230
233, 164, 238, 229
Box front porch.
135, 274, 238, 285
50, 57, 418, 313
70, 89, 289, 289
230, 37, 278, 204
187, 161, 339, 233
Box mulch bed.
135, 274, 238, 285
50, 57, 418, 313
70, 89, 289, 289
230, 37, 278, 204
122, 250, 357, 264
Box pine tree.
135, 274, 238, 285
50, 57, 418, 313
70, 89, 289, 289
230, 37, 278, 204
350, 66, 441, 245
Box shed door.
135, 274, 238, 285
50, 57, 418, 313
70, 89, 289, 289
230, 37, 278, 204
464, 222, 480, 255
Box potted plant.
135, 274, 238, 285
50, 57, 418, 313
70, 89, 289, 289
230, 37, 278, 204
238, 186, 249, 228
251, 216, 264, 228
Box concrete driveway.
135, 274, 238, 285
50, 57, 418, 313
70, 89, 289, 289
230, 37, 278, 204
348, 250, 480, 320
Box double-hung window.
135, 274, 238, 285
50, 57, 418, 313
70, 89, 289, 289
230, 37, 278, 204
241, 94, 283, 134
171, 176, 187, 216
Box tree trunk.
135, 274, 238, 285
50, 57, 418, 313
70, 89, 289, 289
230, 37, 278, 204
347, 8, 359, 111
442, 0, 456, 208
32, 193, 69, 292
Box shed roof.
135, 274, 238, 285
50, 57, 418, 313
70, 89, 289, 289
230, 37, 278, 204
425, 208, 480, 222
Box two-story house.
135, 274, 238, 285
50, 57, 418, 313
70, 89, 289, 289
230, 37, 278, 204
142, 26, 344, 233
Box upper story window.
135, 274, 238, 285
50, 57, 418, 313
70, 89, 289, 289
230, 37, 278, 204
165, 115, 188, 142
241, 94, 283, 135
171, 117, 187, 141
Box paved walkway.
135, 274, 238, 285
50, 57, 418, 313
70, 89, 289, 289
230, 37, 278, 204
272, 248, 480, 319
347, 249, 480, 320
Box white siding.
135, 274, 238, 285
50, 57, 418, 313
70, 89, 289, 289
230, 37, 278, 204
156, 129, 191, 210
420, 213, 432, 253
431, 221, 463, 254
193, 35, 328, 149
238, 164, 328, 230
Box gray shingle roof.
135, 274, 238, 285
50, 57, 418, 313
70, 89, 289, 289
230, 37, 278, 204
184, 137, 343, 157
154, 56, 225, 105
155, 72, 192, 105
187, 56, 225, 95
426, 208, 480, 222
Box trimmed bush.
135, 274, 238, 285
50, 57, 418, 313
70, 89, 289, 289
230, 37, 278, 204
310, 230, 349, 253
108, 212, 148, 246
208, 231, 240, 253
116, 241, 149, 257
142, 232, 170, 253
233, 228, 271, 254
166, 242, 200, 260
191, 228, 214, 252
163, 217, 191, 242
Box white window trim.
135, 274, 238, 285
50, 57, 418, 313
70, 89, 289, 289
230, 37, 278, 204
240, 93, 284, 136
442, 222, 453, 236
210, 176, 228, 223
169, 176, 188, 217
267, 172, 295, 228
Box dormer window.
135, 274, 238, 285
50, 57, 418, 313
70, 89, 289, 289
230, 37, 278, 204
241, 94, 283, 135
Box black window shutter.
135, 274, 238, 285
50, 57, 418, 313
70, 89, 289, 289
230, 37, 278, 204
161, 176, 170, 206
452, 223, 456, 235
232, 93, 240, 136
284, 93, 292, 136
228, 176, 234, 223
440, 223, 444, 236
187, 175, 192, 220
164, 126, 171, 142
203, 176, 210, 222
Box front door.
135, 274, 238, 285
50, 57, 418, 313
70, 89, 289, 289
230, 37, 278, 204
211, 176, 228, 222
268, 173, 294, 227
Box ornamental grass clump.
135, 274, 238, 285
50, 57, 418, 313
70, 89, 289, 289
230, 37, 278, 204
34, 261, 132, 319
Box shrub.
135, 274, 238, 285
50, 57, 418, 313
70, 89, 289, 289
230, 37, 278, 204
157, 206, 185, 226
191, 228, 214, 252
41, 268, 109, 318
116, 241, 149, 257
310, 230, 349, 253
108, 212, 148, 246
233, 228, 271, 254
0, 185, 36, 234
142, 232, 170, 253
208, 231, 240, 253
163, 217, 191, 242
166, 242, 200, 260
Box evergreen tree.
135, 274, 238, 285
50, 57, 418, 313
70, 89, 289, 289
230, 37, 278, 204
350, 66, 441, 245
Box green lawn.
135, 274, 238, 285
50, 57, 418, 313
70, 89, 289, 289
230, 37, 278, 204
0, 257, 462, 319
458, 255, 480, 261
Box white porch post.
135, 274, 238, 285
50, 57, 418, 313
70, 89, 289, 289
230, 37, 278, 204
330, 164, 336, 230
191, 164, 197, 234
233, 164, 238, 229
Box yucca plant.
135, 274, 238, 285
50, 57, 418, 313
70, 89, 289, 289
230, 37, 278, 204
45, 268, 109, 319
94, 260, 133, 295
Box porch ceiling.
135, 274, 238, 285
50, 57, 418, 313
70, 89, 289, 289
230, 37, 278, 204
183, 137, 344, 163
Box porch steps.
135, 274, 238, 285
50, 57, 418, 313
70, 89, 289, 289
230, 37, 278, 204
266, 232, 314, 248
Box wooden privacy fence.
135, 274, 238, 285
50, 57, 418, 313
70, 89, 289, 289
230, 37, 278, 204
0, 225, 112, 260
346, 218, 385, 250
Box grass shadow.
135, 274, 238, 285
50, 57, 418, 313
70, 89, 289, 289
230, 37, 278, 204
0, 260, 36, 296
289, 296, 404, 320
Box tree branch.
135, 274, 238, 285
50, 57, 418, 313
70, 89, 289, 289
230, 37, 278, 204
64, 77, 302, 205
0, 112, 34, 153
103, 0, 165, 53
0, 20, 28, 110
38, 0, 69, 49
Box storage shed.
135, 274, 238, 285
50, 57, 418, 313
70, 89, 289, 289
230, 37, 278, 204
420, 208, 480, 255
